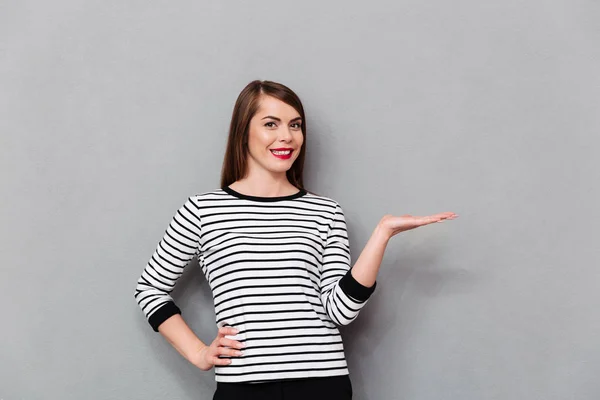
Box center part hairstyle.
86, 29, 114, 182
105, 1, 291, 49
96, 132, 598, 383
220, 80, 307, 190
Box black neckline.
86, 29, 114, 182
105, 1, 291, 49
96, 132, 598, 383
222, 185, 307, 202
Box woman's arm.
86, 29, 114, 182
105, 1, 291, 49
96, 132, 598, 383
134, 197, 202, 332
158, 315, 245, 371
320, 203, 377, 326
349, 224, 390, 288
158, 314, 207, 366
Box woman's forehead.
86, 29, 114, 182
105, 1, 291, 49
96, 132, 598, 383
256, 95, 301, 119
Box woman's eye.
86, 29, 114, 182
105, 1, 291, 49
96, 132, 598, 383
291, 123, 302, 129
265, 122, 276, 128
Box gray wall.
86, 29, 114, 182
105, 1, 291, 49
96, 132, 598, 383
2, 0, 599, 399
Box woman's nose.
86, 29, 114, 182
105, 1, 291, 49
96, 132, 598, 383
279, 127, 293, 141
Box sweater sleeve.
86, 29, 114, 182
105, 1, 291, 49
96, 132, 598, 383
133, 197, 202, 332
320, 202, 377, 326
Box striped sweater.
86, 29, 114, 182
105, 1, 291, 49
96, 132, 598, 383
133, 185, 377, 383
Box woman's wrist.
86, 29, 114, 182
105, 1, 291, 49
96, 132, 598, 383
189, 343, 208, 368
374, 220, 392, 242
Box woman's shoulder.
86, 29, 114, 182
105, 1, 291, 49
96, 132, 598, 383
188, 187, 225, 199
302, 190, 342, 210
184, 188, 229, 205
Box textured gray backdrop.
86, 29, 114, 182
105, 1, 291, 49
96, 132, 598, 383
1, 0, 599, 399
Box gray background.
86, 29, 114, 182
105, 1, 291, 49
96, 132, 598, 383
1, 0, 599, 399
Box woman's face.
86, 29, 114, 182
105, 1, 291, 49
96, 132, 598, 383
246, 95, 304, 177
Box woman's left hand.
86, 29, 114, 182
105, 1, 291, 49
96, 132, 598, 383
378, 211, 459, 239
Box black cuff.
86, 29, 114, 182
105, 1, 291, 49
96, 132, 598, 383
149, 302, 182, 332
339, 269, 377, 302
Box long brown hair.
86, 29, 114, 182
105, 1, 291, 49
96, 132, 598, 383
220, 80, 307, 191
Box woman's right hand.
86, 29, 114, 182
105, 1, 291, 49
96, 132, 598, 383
193, 327, 246, 371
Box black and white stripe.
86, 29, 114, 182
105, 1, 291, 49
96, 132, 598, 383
134, 187, 377, 383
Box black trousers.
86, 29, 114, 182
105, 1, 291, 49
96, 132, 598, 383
213, 374, 353, 400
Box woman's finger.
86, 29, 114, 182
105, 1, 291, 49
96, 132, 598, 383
218, 327, 239, 337
212, 355, 232, 365
218, 346, 244, 357
417, 216, 437, 225
220, 337, 245, 349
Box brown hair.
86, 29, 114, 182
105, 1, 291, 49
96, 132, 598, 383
220, 80, 307, 191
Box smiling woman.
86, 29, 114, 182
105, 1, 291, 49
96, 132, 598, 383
133, 80, 457, 400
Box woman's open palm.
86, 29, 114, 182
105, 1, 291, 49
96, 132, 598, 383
380, 211, 458, 238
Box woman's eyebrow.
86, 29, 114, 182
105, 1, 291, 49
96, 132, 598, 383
261, 115, 281, 121
261, 115, 302, 122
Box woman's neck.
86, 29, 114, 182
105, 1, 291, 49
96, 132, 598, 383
228, 178, 299, 198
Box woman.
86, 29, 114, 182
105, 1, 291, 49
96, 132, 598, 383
134, 80, 458, 399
